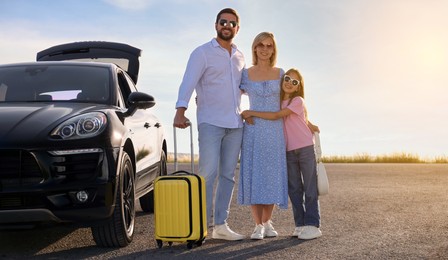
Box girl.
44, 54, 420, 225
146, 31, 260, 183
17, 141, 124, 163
241, 68, 322, 240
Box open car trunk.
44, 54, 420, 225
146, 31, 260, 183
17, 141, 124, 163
36, 41, 141, 84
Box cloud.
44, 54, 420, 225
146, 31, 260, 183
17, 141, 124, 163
102, 0, 155, 10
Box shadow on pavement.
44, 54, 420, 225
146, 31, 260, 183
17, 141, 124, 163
116, 237, 306, 259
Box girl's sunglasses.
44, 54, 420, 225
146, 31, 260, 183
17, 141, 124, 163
284, 75, 300, 86
218, 19, 238, 28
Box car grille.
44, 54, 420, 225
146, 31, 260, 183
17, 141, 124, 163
52, 153, 101, 180
0, 150, 43, 188
0, 150, 102, 209
0, 195, 43, 208
0, 150, 101, 188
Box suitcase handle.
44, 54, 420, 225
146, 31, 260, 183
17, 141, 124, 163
173, 122, 194, 172
171, 170, 193, 175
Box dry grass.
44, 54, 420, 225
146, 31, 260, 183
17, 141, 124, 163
322, 152, 448, 163
167, 152, 448, 164
167, 153, 199, 163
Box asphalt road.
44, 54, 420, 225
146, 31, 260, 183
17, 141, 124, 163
1, 163, 447, 259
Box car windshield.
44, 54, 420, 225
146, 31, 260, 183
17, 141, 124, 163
0, 64, 111, 103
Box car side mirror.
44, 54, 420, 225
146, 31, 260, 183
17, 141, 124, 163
124, 92, 156, 117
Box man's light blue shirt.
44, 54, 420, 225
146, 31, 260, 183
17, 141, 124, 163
175, 38, 245, 128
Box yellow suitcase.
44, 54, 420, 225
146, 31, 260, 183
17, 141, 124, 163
154, 172, 207, 249
154, 125, 207, 249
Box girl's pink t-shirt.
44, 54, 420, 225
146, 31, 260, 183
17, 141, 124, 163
282, 97, 314, 151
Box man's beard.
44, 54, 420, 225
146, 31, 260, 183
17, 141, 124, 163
217, 29, 235, 41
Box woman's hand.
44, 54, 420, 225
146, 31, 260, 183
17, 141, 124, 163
241, 110, 251, 119
241, 110, 254, 125
245, 116, 254, 125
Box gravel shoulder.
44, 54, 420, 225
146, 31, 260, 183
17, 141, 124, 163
1, 163, 447, 259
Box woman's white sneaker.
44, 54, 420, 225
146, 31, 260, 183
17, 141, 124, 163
297, 225, 322, 240
250, 224, 265, 240
263, 220, 278, 237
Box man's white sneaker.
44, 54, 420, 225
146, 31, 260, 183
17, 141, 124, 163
297, 225, 322, 240
212, 223, 245, 241
250, 224, 265, 240
292, 226, 304, 237
263, 220, 278, 237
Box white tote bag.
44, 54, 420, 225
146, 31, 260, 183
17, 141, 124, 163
314, 132, 329, 196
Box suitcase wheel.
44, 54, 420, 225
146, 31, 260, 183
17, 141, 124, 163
156, 239, 163, 249
187, 241, 194, 249
196, 238, 205, 247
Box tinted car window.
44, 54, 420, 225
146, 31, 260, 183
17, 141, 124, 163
0, 65, 110, 103
117, 72, 133, 108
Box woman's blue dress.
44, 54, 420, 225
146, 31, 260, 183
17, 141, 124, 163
238, 68, 288, 209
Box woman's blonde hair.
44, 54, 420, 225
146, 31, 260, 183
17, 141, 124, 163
251, 32, 277, 66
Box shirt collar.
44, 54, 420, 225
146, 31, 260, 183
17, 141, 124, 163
211, 38, 237, 50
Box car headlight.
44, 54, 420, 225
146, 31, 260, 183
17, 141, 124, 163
51, 112, 107, 139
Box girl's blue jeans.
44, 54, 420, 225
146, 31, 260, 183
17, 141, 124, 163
286, 144, 321, 227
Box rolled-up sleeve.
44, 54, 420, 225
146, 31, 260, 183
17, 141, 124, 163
175, 48, 206, 109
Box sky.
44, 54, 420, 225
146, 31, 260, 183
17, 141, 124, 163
1, 0, 447, 158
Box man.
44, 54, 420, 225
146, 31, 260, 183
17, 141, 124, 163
173, 8, 245, 241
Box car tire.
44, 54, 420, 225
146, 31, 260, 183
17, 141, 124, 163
91, 152, 135, 247
139, 150, 167, 213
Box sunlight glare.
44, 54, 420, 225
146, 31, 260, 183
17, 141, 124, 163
415, 39, 447, 72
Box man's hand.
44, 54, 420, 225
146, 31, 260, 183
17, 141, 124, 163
173, 108, 190, 128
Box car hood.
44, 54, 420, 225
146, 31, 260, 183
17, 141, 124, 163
0, 103, 109, 144
36, 41, 141, 84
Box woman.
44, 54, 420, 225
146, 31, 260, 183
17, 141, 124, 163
238, 32, 288, 240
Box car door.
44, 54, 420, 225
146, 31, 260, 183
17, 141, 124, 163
117, 72, 160, 191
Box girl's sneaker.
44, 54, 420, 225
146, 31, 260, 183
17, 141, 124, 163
263, 220, 278, 237
250, 224, 265, 240
297, 225, 322, 240
292, 226, 304, 237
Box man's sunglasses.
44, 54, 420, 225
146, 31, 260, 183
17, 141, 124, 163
284, 75, 300, 86
218, 19, 238, 28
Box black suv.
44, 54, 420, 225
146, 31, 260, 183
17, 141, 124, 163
0, 42, 167, 247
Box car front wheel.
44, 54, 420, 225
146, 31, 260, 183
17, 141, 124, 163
91, 152, 135, 247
